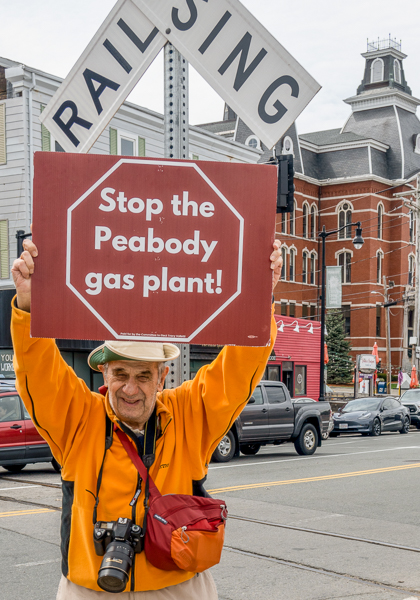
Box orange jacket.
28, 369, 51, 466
11, 301, 276, 592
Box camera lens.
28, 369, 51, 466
97, 541, 134, 593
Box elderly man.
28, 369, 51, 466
11, 236, 281, 599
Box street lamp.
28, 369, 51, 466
319, 221, 364, 402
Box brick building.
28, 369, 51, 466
200, 38, 420, 375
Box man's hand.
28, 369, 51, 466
270, 239, 282, 292
11, 234, 38, 313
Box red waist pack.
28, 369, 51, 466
116, 428, 228, 572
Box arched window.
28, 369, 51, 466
289, 201, 296, 236
376, 251, 383, 284
282, 136, 293, 155
409, 210, 414, 244
281, 247, 287, 280
338, 203, 352, 239
310, 206, 317, 239
371, 58, 384, 83
245, 135, 261, 150
281, 212, 287, 234
310, 253, 316, 285
302, 251, 308, 283
409, 254, 415, 286
338, 251, 352, 283
377, 204, 383, 239
394, 60, 401, 84
303, 204, 308, 238
289, 248, 296, 282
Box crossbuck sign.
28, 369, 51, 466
40, 0, 320, 152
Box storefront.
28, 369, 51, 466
262, 315, 321, 399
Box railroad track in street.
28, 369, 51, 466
2, 475, 420, 597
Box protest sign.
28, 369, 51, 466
31, 153, 277, 345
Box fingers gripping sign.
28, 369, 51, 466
11, 229, 38, 313
270, 239, 282, 292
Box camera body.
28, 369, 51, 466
94, 518, 143, 593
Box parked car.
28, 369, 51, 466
0, 389, 61, 473
292, 397, 334, 439
400, 389, 420, 429
212, 381, 331, 462
331, 396, 410, 437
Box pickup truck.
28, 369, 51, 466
212, 380, 332, 462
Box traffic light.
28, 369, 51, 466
276, 154, 294, 213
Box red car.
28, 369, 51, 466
0, 386, 60, 473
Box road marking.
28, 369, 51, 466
15, 558, 61, 567
0, 485, 41, 491
0, 508, 56, 518
209, 445, 420, 470
208, 462, 420, 494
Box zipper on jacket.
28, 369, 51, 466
130, 473, 142, 591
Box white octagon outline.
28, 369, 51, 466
66, 159, 244, 341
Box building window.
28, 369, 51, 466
281, 301, 288, 316
409, 210, 414, 244
371, 58, 384, 83
245, 135, 261, 150
303, 204, 308, 238
289, 248, 296, 281
289, 202, 295, 236
294, 365, 307, 395
310, 253, 316, 285
310, 206, 316, 239
310, 305, 316, 321
0, 103, 6, 165
376, 251, 383, 284
394, 59, 402, 84
110, 128, 146, 156
378, 204, 383, 239
338, 203, 352, 239
409, 254, 415, 286
282, 136, 293, 155
302, 304, 308, 319
0, 219, 8, 279
302, 251, 308, 283
281, 247, 287, 280
338, 251, 352, 283
376, 305, 381, 337
289, 303, 296, 317
281, 212, 287, 234
341, 305, 351, 336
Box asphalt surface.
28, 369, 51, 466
1, 429, 420, 599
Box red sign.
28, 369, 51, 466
32, 153, 277, 346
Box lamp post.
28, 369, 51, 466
319, 222, 364, 402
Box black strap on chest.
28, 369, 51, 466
92, 407, 158, 524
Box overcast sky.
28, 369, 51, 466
1, 0, 419, 136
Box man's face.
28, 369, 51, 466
100, 360, 168, 429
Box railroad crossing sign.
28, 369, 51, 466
31, 153, 277, 345
39, 0, 320, 152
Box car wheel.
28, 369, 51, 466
294, 424, 318, 456
51, 458, 62, 473
416, 423, 420, 430
240, 443, 261, 456
400, 416, 410, 434
212, 431, 236, 463
321, 431, 329, 440
3, 464, 26, 473
370, 418, 381, 436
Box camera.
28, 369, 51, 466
94, 518, 143, 593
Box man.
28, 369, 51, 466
11, 236, 281, 599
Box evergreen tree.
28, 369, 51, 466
326, 309, 354, 384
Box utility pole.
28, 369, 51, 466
383, 275, 392, 394
164, 43, 190, 388
394, 176, 420, 370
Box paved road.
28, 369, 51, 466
1, 429, 420, 599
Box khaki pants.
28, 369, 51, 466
56, 572, 218, 599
